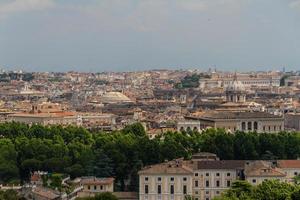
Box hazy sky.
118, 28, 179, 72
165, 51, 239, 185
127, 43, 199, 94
0, 0, 300, 72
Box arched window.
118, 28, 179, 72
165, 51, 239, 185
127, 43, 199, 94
254, 121, 258, 131
193, 127, 198, 132
186, 127, 191, 132
180, 127, 184, 132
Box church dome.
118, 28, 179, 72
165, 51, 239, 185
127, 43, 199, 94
226, 80, 245, 93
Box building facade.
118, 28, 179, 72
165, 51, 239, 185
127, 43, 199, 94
181, 111, 284, 133
139, 153, 300, 200
77, 177, 114, 198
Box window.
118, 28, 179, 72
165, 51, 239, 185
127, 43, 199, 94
252, 179, 256, 183
183, 177, 187, 181
254, 121, 258, 130
195, 180, 199, 187
206, 173, 209, 177
94, 185, 97, 190
195, 173, 199, 177
145, 177, 149, 181
157, 177, 161, 182
216, 173, 220, 177
206, 180, 209, 187
248, 122, 252, 131
227, 173, 231, 177
170, 177, 174, 181
100, 185, 103, 190
227, 180, 231, 187
242, 122, 246, 130
157, 185, 161, 194
295, 172, 298, 176
170, 185, 174, 194
216, 191, 220, 195
88, 185, 90, 190
145, 185, 149, 194
216, 180, 220, 187
206, 191, 209, 194
183, 185, 187, 194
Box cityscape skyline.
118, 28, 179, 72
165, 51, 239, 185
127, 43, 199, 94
1, 0, 300, 72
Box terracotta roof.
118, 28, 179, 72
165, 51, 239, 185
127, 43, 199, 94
32, 187, 60, 199
245, 161, 286, 177
30, 173, 41, 182
8, 111, 76, 118
188, 111, 282, 120
196, 160, 245, 170
138, 159, 193, 175
81, 177, 114, 185
277, 160, 300, 168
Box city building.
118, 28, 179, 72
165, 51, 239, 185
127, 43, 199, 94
184, 111, 284, 133
285, 113, 300, 131
199, 72, 281, 90
77, 177, 114, 198
244, 161, 286, 185
139, 153, 300, 200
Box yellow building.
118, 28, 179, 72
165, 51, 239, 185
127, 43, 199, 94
77, 177, 114, 198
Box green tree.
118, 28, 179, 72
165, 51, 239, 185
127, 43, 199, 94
291, 189, 300, 200
65, 164, 85, 179
253, 180, 296, 200
225, 181, 253, 199
0, 189, 22, 200
0, 139, 19, 182
122, 123, 146, 137
93, 149, 114, 177
76, 192, 118, 200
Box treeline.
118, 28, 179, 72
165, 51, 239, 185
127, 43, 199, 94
174, 73, 211, 89
76, 192, 118, 200
1, 122, 300, 191
214, 180, 300, 200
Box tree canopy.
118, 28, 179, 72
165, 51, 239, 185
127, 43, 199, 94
1, 122, 300, 192
76, 192, 118, 200
214, 180, 300, 200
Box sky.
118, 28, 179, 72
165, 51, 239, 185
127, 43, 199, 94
0, 0, 300, 72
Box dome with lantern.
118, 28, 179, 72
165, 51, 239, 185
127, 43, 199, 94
226, 79, 245, 93
225, 73, 246, 103
225, 73, 245, 93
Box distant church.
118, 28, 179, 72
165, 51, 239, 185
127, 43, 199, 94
179, 75, 284, 133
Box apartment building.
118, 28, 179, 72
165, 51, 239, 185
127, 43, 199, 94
139, 153, 300, 200
77, 177, 114, 198
138, 159, 193, 200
